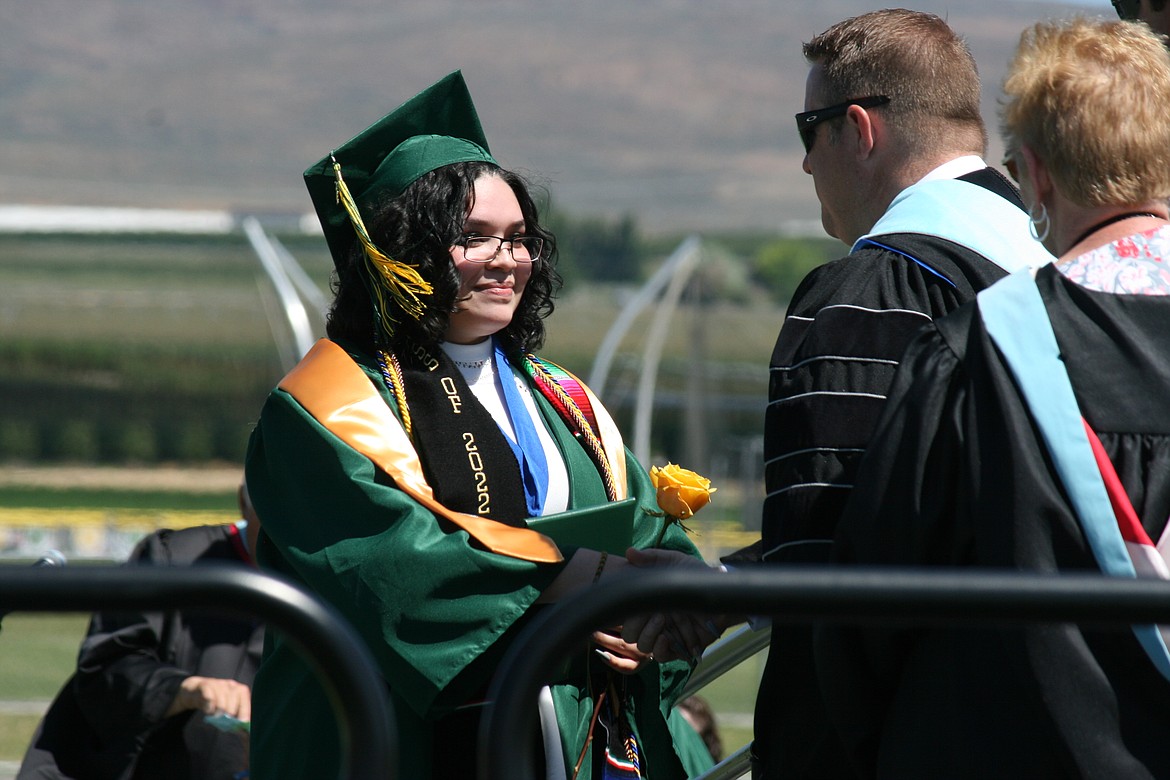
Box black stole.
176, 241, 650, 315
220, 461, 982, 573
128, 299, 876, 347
397, 343, 530, 526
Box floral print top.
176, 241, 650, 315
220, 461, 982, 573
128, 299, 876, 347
1058, 224, 1170, 295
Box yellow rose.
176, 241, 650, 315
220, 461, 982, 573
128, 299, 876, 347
650, 463, 716, 520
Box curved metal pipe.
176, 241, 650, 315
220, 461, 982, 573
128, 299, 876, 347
0, 564, 396, 780
480, 565, 1170, 780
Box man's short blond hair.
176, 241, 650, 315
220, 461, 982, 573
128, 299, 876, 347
1001, 17, 1170, 206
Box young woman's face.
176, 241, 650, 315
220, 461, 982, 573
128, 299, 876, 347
444, 174, 533, 345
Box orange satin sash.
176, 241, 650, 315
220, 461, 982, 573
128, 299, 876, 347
279, 339, 563, 563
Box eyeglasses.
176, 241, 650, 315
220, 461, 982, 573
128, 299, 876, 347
455, 234, 544, 264
1111, 0, 1141, 20
795, 95, 891, 152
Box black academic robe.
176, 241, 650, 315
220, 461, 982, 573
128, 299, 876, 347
18, 525, 264, 780
818, 262, 1170, 778
754, 168, 1026, 779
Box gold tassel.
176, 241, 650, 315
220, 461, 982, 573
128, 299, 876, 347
331, 156, 434, 328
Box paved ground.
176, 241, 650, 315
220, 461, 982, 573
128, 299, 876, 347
0, 702, 48, 716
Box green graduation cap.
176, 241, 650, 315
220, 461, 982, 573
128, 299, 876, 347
304, 70, 498, 323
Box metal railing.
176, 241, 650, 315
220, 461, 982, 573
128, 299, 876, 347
479, 565, 1170, 780
679, 625, 768, 780
679, 623, 770, 701
0, 563, 396, 780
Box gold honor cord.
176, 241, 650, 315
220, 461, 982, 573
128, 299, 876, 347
377, 348, 414, 442
331, 156, 434, 325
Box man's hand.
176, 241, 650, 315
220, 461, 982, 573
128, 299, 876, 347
620, 611, 723, 663
625, 546, 710, 572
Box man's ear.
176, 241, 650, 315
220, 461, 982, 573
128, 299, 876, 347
846, 103, 877, 159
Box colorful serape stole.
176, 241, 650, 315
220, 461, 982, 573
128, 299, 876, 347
525, 355, 600, 435
601, 729, 641, 780
524, 354, 621, 502
599, 681, 641, 779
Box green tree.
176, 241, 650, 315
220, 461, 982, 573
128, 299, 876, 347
49, 419, 100, 462
0, 420, 41, 461
173, 423, 215, 462
549, 212, 643, 283
752, 239, 832, 304
113, 421, 158, 463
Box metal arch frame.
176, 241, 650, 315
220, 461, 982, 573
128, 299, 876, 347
243, 216, 326, 371
479, 566, 1170, 780
0, 564, 396, 780
587, 235, 702, 399
630, 238, 703, 465
584, 235, 704, 465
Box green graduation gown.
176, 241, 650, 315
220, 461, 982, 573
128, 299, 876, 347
245, 340, 701, 779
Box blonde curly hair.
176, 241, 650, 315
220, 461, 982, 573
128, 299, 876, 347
1000, 17, 1170, 206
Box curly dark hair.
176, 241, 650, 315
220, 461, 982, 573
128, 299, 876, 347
325, 161, 561, 355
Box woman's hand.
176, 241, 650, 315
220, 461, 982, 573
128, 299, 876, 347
591, 628, 652, 675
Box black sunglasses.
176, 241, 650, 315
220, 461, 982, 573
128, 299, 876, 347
795, 95, 891, 152
1111, 0, 1141, 20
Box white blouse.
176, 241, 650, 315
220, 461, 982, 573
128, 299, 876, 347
440, 340, 570, 514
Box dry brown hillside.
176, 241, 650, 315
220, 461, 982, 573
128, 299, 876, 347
0, 0, 1103, 234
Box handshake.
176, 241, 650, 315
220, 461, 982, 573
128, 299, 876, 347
614, 548, 739, 665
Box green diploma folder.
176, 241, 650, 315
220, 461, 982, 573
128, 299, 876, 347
526, 497, 638, 555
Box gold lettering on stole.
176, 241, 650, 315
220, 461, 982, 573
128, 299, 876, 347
411, 343, 440, 371
441, 376, 462, 414
463, 432, 490, 514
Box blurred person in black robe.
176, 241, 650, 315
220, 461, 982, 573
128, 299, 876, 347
18, 485, 263, 780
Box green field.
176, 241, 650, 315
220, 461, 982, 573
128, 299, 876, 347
0, 613, 90, 760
